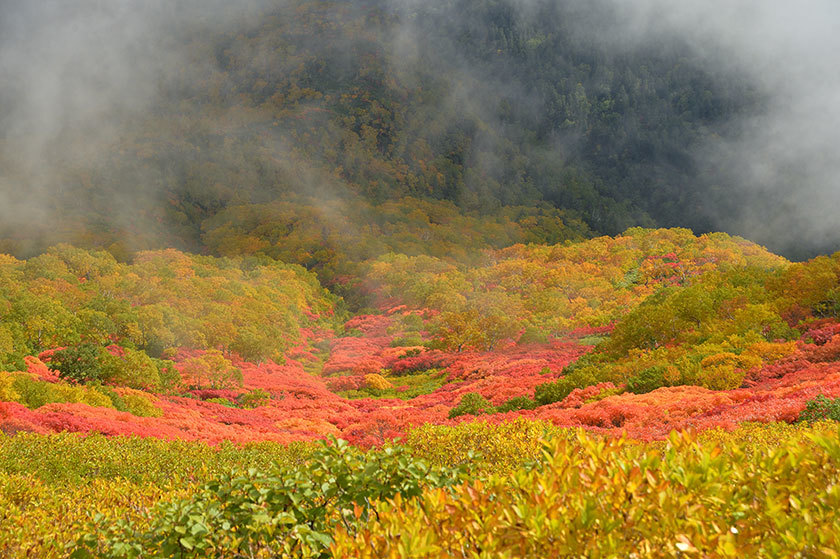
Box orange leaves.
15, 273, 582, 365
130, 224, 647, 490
23, 356, 59, 383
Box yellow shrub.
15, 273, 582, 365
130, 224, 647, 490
334, 428, 840, 557
744, 340, 797, 362
364, 373, 393, 391
57, 383, 113, 409
697, 420, 836, 456
663, 365, 681, 385
697, 352, 752, 390
116, 388, 163, 418
10, 373, 114, 410
0, 372, 19, 402
404, 418, 575, 475
0, 473, 187, 558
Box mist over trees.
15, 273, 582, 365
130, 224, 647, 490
0, 0, 836, 260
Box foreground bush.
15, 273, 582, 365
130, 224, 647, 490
0, 433, 318, 557
404, 418, 573, 475
0, 432, 314, 486
333, 428, 840, 557
76, 439, 467, 558
0, 474, 180, 558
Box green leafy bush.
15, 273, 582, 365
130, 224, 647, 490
534, 368, 599, 406
180, 351, 242, 390
100, 348, 163, 391
206, 397, 237, 408
799, 395, 840, 423
47, 344, 107, 384
448, 392, 495, 419
495, 396, 537, 413
46, 344, 170, 391
389, 335, 424, 347
78, 439, 466, 558
0, 433, 315, 486
10, 373, 113, 410
238, 388, 271, 409
627, 365, 667, 394
119, 390, 163, 418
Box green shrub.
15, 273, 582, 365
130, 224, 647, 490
448, 392, 495, 419
47, 344, 107, 384
180, 351, 242, 390
534, 368, 599, 406
518, 326, 549, 345
205, 397, 238, 408
46, 344, 169, 391
799, 395, 840, 423
100, 348, 162, 391
91, 384, 128, 412
120, 390, 163, 417
238, 388, 271, 409
627, 365, 667, 394
0, 372, 20, 402
389, 335, 424, 347
78, 439, 466, 558
10, 374, 113, 410
496, 396, 537, 413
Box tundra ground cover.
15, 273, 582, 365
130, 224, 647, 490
2, 421, 838, 558
2, 229, 840, 556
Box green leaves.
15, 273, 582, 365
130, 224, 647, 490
47, 344, 108, 384
627, 365, 667, 394
448, 392, 495, 419
534, 366, 598, 406
83, 438, 467, 558
799, 395, 840, 423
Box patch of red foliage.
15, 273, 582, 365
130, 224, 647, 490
24, 356, 60, 383
322, 337, 390, 376
7, 316, 840, 447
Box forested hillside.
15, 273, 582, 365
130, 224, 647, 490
0, 0, 774, 261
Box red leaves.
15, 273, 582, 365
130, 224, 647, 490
322, 336, 389, 376
24, 356, 60, 383
533, 359, 840, 440
800, 320, 840, 345
389, 350, 449, 375
10, 317, 840, 448
325, 375, 367, 392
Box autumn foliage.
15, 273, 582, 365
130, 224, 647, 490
2, 228, 840, 556
0, 229, 839, 449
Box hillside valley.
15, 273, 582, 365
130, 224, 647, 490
2, 1, 840, 557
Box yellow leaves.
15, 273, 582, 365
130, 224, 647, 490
364, 373, 393, 391
116, 387, 164, 417
697, 352, 748, 391
744, 340, 797, 362
0, 371, 20, 402
335, 425, 840, 557
404, 418, 575, 475
0, 473, 181, 558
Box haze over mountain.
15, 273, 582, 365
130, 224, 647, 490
1, 0, 838, 260
4, 3, 840, 555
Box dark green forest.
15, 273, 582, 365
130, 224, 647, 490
0, 0, 800, 268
